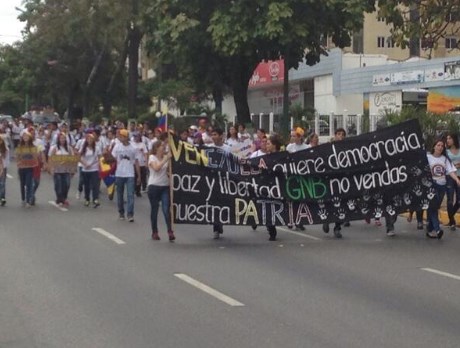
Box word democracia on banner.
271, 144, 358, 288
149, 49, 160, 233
170, 120, 435, 226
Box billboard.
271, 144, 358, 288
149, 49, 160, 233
427, 87, 460, 114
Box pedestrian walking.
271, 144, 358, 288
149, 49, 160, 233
426, 139, 460, 239
0, 136, 9, 206
49, 132, 74, 207
79, 132, 102, 207
445, 133, 460, 230
147, 141, 175, 241
111, 129, 141, 222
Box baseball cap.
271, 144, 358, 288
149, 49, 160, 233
119, 129, 129, 137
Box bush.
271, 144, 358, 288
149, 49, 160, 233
380, 106, 460, 150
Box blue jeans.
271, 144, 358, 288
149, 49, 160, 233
0, 168, 6, 199
427, 183, 446, 232
53, 173, 71, 204
446, 176, 460, 225
147, 185, 171, 232
82, 171, 100, 201
18, 168, 34, 204
116, 176, 135, 217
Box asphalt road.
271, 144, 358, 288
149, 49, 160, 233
1, 169, 459, 348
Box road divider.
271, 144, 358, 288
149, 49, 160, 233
174, 273, 244, 307
48, 201, 68, 212
277, 227, 321, 241
92, 227, 126, 245
421, 268, 460, 281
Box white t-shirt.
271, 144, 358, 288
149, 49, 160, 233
250, 149, 266, 158
112, 142, 137, 177
427, 153, 455, 185
148, 154, 169, 186
225, 138, 240, 148
81, 147, 101, 172
286, 142, 309, 153
132, 141, 148, 166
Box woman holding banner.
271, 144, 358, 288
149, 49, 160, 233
0, 136, 9, 206
147, 141, 174, 241
49, 132, 75, 207
426, 139, 460, 239
16, 131, 37, 208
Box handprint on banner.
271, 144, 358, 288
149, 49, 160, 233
317, 199, 326, 209
421, 199, 430, 210
360, 203, 370, 215
404, 193, 412, 205
335, 208, 346, 220
421, 177, 433, 187
386, 205, 396, 216
393, 195, 402, 207
373, 193, 383, 206
410, 166, 423, 177
318, 209, 328, 220
412, 185, 423, 197
332, 196, 341, 208
362, 190, 371, 202
374, 207, 383, 218
427, 188, 436, 200
347, 200, 356, 211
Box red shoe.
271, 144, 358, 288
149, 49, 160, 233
375, 220, 382, 226
152, 232, 160, 240
63, 200, 70, 207
168, 231, 176, 241
365, 217, 370, 224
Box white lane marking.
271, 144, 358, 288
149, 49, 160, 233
277, 227, 321, 241
421, 268, 460, 281
48, 201, 68, 212
6, 174, 13, 179
174, 273, 244, 307
92, 228, 126, 245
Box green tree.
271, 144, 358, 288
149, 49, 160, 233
144, 0, 375, 129
377, 0, 460, 58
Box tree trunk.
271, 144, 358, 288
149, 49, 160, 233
127, 0, 142, 119
105, 34, 129, 119
231, 56, 257, 125
281, 47, 290, 138
212, 84, 223, 115
127, 26, 142, 119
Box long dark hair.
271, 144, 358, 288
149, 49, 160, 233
0, 137, 7, 157
431, 138, 450, 160
57, 133, 69, 152
447, 132, 460, 149
81, 137, 96, 155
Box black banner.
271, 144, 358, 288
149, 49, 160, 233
170, 120, 434, 226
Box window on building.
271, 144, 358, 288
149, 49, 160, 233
377, 16, 385, 22
377, 36, 385, 48
446, 9, 460, 22
446, 37, 458, 49
421, 37, 434, 49
387, 37, 395, 48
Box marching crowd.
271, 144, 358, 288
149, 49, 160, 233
0, 115, 459, 242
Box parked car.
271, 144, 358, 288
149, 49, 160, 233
0, 114, 14, 125
33, 113, 60, 125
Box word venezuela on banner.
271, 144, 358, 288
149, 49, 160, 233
170, 119, 434, 226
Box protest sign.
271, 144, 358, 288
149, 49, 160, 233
16, 147, 39, 168
48, 155, 80, 174
170, 120, 434, 226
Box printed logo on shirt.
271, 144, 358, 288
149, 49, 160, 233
432, 164, 446, 177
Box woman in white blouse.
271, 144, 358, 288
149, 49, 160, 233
148, 141, 174, 241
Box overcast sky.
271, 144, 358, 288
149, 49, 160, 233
0, 0, 25, 45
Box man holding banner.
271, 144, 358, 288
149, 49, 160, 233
170, 120, 435, 240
